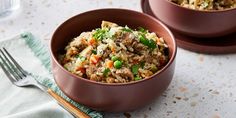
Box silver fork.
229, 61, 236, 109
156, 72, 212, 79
0, 48, 90, 118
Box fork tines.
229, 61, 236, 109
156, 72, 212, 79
0, 48, 27, 82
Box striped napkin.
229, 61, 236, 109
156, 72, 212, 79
0, 32, 103, 118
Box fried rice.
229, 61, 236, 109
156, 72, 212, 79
59, 21, 169, 83
171, 0, 236, 10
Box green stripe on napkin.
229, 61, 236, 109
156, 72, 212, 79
21, 32, 103, 118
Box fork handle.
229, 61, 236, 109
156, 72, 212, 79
47, 89, 90, 118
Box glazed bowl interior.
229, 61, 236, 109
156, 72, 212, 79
50, 9, 176, 112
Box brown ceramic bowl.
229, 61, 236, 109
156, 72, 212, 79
50, 9, 176, 112
148, 0, 236, 38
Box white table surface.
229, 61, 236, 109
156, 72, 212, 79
0, 0, 236, 118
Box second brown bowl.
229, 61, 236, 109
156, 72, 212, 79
149, 0, 236, 38
50, 9, 177, 112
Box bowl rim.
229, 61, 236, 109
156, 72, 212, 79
161, 0, 236, 13
50, 8, 177, 86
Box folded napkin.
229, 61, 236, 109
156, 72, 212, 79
0, 32, 103, 118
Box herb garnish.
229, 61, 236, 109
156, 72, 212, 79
131, 64, 139, 75
103, 68, 110, 77
138, 27, 148, 34
122, 27, 133, 32
76, 55, 86, 61
134, 76, 141, 81
139, 35, 157, 49
92, 50, 97, 54
93, 28, 107, 40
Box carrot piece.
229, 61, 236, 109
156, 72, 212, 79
88, 38, 96, 45
81, 38, 88, 45
90, 54, 100, 64
76, 67, 86, 74
106, 60, 113, 69
156, 38, 160, 44
111, 46, 116, 53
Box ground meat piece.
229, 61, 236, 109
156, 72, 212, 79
121, 33, 136, 52
90, 74, 102, 82
143, 53, 154, 63
139, 69, 153, 78
102, 49, 112, 60
116, 67, 134, 81
61, 58, 70, 65
219, 0, 235, 6
132, 41, 148, 53
216, 0, 236, 9
65, 47, 79, 57
144, 63, 158, 72
132, 55, 145, 63
114, 78, 126, 83
111, 73, 125, 83
86, 65, 97, 78
159, 55, 168, 67
121, 33, 135, 47
126, 52, 135, 58
117, 51, 128, 62
128, 54, 145, 64
127, 46, 134, 52
69, 38, 88, 52
106, 77, 115, 83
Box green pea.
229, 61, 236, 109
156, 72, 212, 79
114, 60, 122, 69
111, 56, 119, 61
